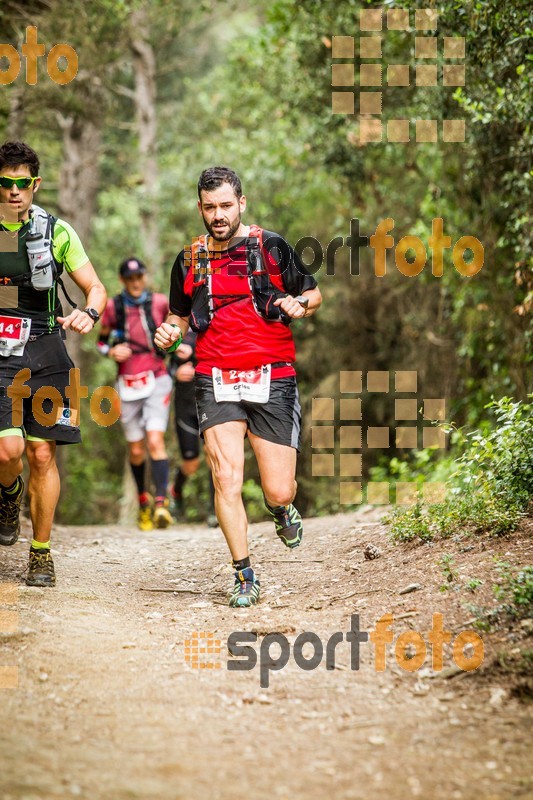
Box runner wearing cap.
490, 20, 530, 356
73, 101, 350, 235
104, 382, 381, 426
98, 258, 173, 530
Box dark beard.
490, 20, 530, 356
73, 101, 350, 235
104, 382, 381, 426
203, 213, 241, 242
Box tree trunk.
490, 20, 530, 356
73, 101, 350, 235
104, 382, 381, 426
53, 115, 102, 493
7, 86, 26, 140
56, 114, 102, 365
129, 7, 161, 280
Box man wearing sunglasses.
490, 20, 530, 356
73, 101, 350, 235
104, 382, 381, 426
0, 140, 106, 587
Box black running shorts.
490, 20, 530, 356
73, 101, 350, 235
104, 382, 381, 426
0, 331, 82, 444
195, 374, 301, 450
174, 378, 200, 460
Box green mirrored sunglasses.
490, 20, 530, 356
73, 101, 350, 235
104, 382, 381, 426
0, 175, 39, 189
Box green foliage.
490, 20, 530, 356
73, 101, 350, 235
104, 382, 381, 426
493, 561, 533, 619
438, 554, 458, 591
465, 578, 483, 593
388, 397, 533, 543
453, 397, 533, 508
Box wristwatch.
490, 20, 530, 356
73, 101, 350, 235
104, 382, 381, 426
84, 307, 100, 324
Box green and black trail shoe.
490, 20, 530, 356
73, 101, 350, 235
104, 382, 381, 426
266, 503, 303, 549
229, 567, 260, 608
0, 477, 24, 547
26, 549, 56, 587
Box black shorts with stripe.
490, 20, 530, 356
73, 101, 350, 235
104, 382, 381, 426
174, 378, 200, 460
195, 374, 301, 450
0, 331, 82, 444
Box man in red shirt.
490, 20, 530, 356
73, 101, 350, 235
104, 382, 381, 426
155, 167, 322, 607
99, 258, 173, 530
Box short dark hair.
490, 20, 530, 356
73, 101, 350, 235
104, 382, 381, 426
0, 141, 40, 177
198, 166, 242, 200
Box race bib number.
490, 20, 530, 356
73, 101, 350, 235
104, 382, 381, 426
212, 365, 271, 404
117, 370, 155, 402
0, 316, 31, 357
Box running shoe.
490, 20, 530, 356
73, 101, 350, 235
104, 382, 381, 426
266, 503, 303, 549
229, 567, 260, 608
0, 476, 24, 547
138, 494, 154, 532
26, 550, 56, 587
153, 498, 173, 529
169, 490, 184, 520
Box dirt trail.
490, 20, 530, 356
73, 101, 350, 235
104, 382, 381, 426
1, 509, 531, 800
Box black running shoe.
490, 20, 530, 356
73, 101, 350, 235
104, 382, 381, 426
229, 567, 260, 608
266, 503, 303, 549
0, 477, 24, 547
26, 550, 56, 587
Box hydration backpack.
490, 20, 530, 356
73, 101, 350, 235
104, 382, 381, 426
189, 225, 291, 333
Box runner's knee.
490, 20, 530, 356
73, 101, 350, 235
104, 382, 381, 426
26, 442, 56, 474
212, 463, 243, 500
263, 482, 296, 508
146, 430, 167, 460
0, 437, 24, 466
129, 440, 145, 464
181, 457, 200, 477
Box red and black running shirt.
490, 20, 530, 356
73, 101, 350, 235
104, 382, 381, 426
169, 228, 318, 378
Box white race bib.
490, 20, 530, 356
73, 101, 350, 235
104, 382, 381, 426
117, 370, 156, 402
0, 315, 31, 357
212, 365, 271, 404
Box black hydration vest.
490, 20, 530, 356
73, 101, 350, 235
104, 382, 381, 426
0, 209, 76, 334
188, 226, 291, 333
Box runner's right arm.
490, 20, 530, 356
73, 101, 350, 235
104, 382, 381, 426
154, 249, 190, 351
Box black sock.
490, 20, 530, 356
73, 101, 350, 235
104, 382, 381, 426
130, 462, 146, 496
208, 472, 215, 514
3, 476, 22, 495
266, 501, 285, 513
232, 556, 251, 571
173, 467, 187, 499
151, 458, 169, 499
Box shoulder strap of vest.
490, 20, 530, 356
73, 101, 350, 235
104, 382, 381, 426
49, 216, 78, 309
142, 291, 157, 338
113, 291, 165, 357
113, 292, 126, 333
113, 291, 155, 332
